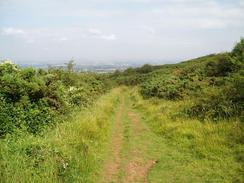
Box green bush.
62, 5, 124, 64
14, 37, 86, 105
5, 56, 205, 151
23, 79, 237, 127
186, 93, 235, 121
0, 60, 107, 137
140, 76, 187, 100
0, 98, 56, 135
0, 99, 20, 136
205, 54, 239, 77
231, 38, 244, 61
187, 74, 243, 121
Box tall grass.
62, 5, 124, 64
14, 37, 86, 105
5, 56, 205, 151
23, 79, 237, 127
0, 88, 121, 183
130, 87, 244, 182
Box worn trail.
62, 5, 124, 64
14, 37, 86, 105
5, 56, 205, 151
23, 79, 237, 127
100, 92, 160, 183
123, 112, 156, 183
101, 97, 125, 183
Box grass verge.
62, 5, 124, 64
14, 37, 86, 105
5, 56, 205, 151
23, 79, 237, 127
129, 87, 244, 183
0, 88, 121, 183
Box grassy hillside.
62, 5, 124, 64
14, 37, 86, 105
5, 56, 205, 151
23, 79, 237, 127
129, 88, 243, 182
0, 39, 243, 182
112, 38, 243, 121
110, 38, 244, 182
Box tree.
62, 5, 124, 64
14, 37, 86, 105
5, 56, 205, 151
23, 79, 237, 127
205, 54, 237, 77
137, 64, 153, 74
65, 58, 75, 73
231, 38, 244, 61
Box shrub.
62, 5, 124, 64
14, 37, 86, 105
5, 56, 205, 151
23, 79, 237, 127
231, 38, 244, 61
187, 75, 243, 121
0, 99, 20, 136
0, 60, 108, 137
140, 76, 186, 100
205, 54, 238, 77
0, 98, 56, 136
186, 93, 235, 121
136, 64, 153, 74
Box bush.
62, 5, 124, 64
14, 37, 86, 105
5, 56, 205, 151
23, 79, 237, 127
0, 60, 107, 137
187, 75, 243, 121
0, 99, 20, 136
140, 76, 186, 100
205, 54, 238, 77
231, 38, 244, 61
135, 64, 153, 74
187, 93, 235, 121
0, 98, 56, 136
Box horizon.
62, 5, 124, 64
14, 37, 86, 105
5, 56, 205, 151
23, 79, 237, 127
0, 0, 244, 64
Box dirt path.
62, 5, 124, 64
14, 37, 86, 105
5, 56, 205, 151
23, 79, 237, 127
101, 98, 125, 183
100, 94, 157, 183
123, 112, 156, 183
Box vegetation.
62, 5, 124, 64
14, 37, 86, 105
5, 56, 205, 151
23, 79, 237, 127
0, 60, 108, 136
129, 88, 243, 182
112, 38, 243, 121
0, 88, 121, 183
109, 39, 244, 182
0, 39, 243, 182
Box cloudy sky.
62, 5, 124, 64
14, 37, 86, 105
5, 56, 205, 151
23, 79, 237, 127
0, 0, 243, 64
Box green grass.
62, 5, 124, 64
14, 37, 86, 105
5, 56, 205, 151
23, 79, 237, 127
0, 88, 122, 183
129, 87, 244, 183
1, 87, 243, 182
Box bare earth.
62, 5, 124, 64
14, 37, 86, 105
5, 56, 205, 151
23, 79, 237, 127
101, 98, 125, 183
124, 112, 156, 183
100, 97, 156, 183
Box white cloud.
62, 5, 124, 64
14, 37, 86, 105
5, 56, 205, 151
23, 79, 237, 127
88, 28, 103, 36
148, 1, 244, 30
143, 26, 156, 35
58, 37, 69, 41
1, 27, 25, 36
100, 34, 117, 40
0, 27, 117, 42
88, 28, 117, 40
0, 0, 243, 62
27, 39, 35, 43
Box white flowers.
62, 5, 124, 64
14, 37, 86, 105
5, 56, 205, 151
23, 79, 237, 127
0, 59, 14, 65
63, 162, 69, 169
68, 86, 84, 92
68, 86, 75, 91
0, 60, 18, 71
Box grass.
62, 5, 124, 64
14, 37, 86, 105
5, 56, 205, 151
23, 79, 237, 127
0, 88, 121, 183
1, 87, 243, 182
129, 87, 244, 183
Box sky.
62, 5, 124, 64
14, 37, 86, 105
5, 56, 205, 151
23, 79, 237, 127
0, 0, 244, 64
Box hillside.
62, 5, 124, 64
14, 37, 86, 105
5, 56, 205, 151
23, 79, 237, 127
0, 39, 243, 183
112, 39, 243, 121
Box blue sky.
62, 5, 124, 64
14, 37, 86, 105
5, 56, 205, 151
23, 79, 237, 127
0, 0, 243, 64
